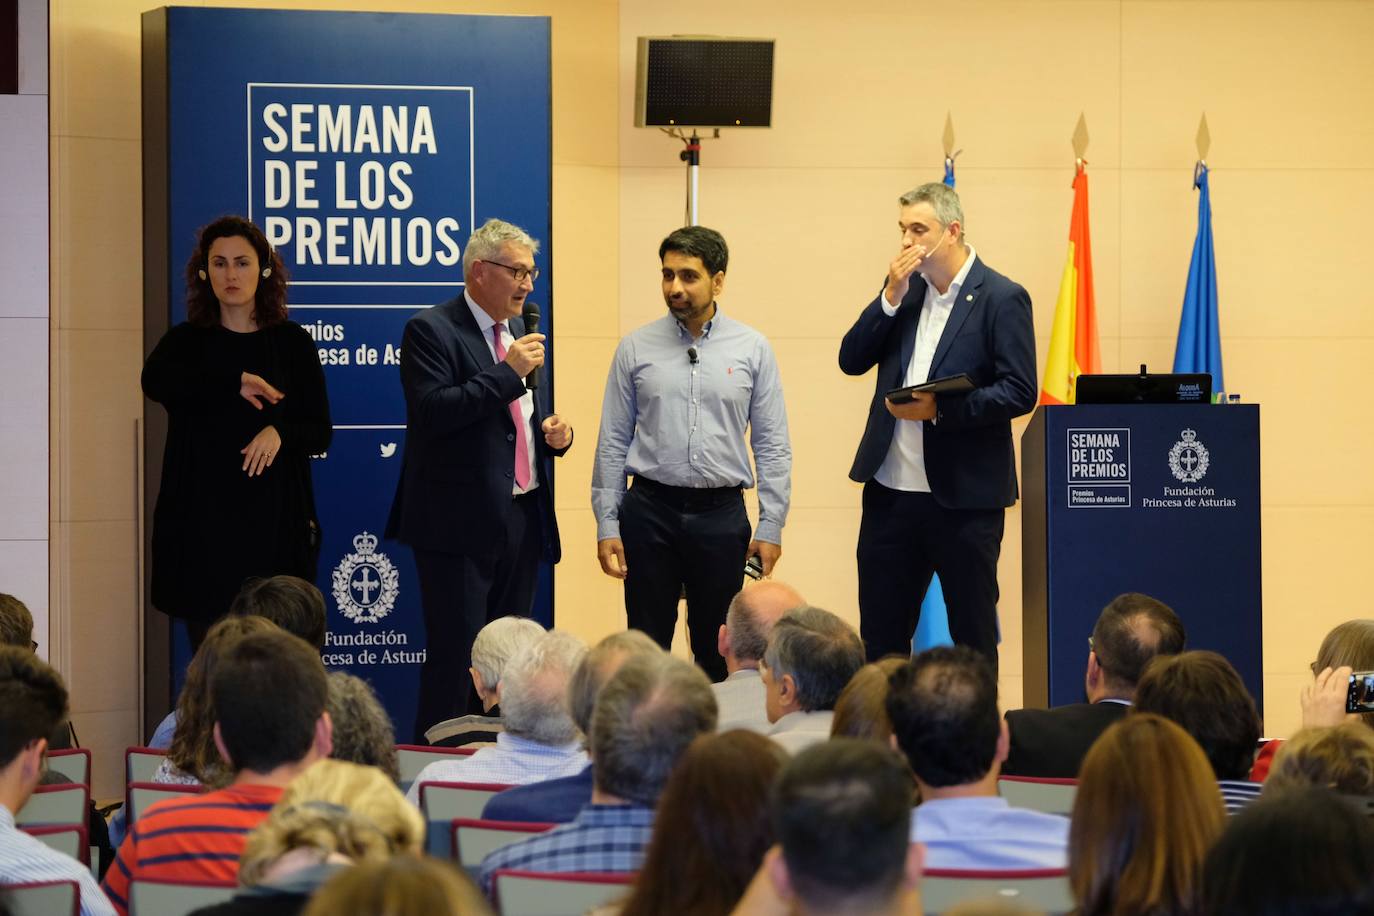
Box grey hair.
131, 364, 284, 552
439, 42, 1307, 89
499, 630, 586, 745
471, 616, 545, 692
898, 182, 965, 237
461, 218, 540, 278
325, 672, 399, 782
591, 655, 718, 806
567, 630, 663, 737
763, 606, 866, 713
726, 591, 769, 663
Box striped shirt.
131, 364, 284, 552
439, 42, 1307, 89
1219, 779, 1263, 814
405, 732, 588, 805
0, 804, 115, 916
100, 783, 282, 915
478, 803, 654, 896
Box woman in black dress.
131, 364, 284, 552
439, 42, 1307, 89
143, 215, 331, 650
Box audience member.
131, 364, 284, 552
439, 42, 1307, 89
1004, 592, 1184, 777
229, 575, 328, 649
0, 646, 114, 916
102, 630, 332, 915
0, 593, 75, 750
735, 739, 921, 916
325, 672, 398, 781
405, 631, 587, 804
303, 855, 492, 916
761, 605, 865, 752
478, 654, 717, 894
425, 616, 545, 747
148, 577, 328, 751
482, 630, 662, 824
156, 616, 284, 788
1300, 620, 1374, 731
714, 581, 805, 733
887, 646, 1069, 869
1134, 650, 1263, 812
617, 731, 787, 916
1069, 713, 1224, 916
1264, 722, 1374, 799
191, 760, 423, 916
831, 656, 907, 744
1202, 787, 1374, 916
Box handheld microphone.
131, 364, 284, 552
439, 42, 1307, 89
687, 347, 699, 365
521, 301, 541, 390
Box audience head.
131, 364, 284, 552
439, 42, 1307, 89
230, 576, 328, 650
566, 629, 663, 737
238, 759, 423, 887
719, 580, 805, 670
1314, 620, 1374, 728
170, 614, 281, 785
212, 629, 332, 776
1134, 650, 1261, 781
887, 646, 1003, 790
1265, 722, 1374, 798
0, 646, 68, 803
771, 738, 919, 914
499, 630, 586, 745
619, 730, 788, 916
468, 616, 545, 710
1087, 592, 1186, 700
303, 854, 492, 916
831, 656, 907, 744
1070, 713, 1225, 916
1202, 787, 1374, 916
325, 672, 398, 781
761, 605, 865, 721
0, 594, 35, 650
591, 654, 717, 806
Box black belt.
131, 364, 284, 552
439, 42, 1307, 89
631, 475, 741, 510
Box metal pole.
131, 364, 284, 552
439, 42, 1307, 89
680, 132, 701, 225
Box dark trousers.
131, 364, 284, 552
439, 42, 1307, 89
620, 477, 750, 682
412, 492, 541, 743
856, 481, 1004, 673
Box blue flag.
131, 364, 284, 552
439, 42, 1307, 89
915, 159, 958, 654
1173, 163, 1224, 400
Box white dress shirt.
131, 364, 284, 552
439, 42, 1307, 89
874, 248, 978, 492
464, 291, 538, 494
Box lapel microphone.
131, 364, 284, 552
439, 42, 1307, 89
521, 301, 541, 390
687, 347, 699, 365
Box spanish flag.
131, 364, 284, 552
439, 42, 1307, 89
1039, 164, 1100, 404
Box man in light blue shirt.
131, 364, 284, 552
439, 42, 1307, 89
888, 647, 1069, 870
592, 226, 791, 681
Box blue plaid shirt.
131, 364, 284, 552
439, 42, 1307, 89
478, 803, 654, 896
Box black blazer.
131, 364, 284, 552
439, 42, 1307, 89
838, 257, 1037, 509
1002, 701, 1130, 778
386, 296, 568, 561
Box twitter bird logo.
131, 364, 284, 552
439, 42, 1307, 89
380, 443, 397, 458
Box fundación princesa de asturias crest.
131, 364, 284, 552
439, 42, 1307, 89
332, 531, 399, 624
1168, 429, 1210, 484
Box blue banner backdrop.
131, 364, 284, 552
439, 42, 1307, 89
159, 7, 554, 735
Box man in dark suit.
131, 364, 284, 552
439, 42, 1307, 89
840, 182, 1037, 670
387, 218, 572, 743
1003, 592, 1185, 777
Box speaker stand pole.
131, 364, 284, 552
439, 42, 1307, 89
681, 131, 701, 226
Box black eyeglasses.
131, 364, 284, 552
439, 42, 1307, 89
480, 259, 540, 283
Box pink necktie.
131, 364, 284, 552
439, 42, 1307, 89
492, 324, 532, 491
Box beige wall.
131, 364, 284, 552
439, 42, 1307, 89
49, 0, 1373, 793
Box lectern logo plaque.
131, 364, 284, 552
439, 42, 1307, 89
1168, 429, 1210, 484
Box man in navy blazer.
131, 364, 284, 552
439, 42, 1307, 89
840, 183, 1036, 669
387, 218, 572, 743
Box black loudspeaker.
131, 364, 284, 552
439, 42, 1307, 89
634, 37, 775, 129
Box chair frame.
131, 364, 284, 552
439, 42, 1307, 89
20, 822, 91, 866
491, 869, 635, 916
450, 817, 556, 866
15, 782, 90, 828
0, 879, 80, 916
45, 748, 92, 786
125, 780, 203, 827
417, 781, 515, 858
